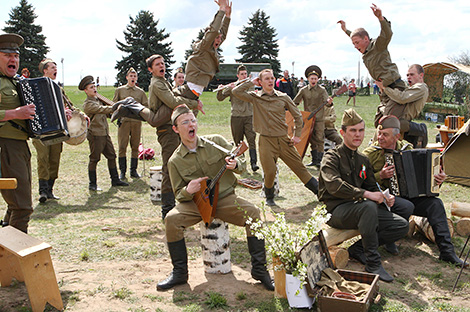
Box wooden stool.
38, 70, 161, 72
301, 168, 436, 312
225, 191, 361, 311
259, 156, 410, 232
0, 226, 63, 312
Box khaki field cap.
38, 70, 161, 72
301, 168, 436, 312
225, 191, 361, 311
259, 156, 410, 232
78, 75, 94, 90
171, 104, 191, 125
38, 58, 56, 73
377, 115, 400, 130
0, 33, 24, 54
305, 65, 322, 78
342, 108, 363, 127
127, 67, 137, 75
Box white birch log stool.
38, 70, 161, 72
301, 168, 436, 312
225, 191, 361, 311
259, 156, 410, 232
0, 226, 63, 312
149, 166, 163, 202
200, 218, 231, 274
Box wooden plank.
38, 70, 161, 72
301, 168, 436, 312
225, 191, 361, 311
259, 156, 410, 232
0, 178, 17, 189
0, 226, 51, 257
323, 226, 360, 247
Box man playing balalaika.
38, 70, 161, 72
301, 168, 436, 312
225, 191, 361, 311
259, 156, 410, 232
157, 104, 274, 291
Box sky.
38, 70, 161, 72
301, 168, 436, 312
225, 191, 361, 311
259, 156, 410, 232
1, 0, 470, 86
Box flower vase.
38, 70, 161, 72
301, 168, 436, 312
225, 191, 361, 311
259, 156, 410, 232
285, 273, 314, 309
272, 257, 287, 298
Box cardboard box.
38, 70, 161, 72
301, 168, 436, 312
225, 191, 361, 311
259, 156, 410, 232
299, 232, 379, 312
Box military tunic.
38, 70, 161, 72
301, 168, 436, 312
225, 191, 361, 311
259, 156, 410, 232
217, 86, 256, 150
83, 96, 116, 171
293, 84, 328, 152
113, 84, 148, 158
318, 143, 409, 268
145, 76, 199, 194
166, 135, 260, 242
232, 81, 313, 188
0, 76, 33, 233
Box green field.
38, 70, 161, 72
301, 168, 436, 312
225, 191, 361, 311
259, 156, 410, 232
0, 87, 469, 312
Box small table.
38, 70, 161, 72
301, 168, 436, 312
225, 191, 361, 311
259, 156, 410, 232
437, 127, 459, 147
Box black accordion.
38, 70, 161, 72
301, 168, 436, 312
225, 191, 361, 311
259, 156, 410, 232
385, 149, 441, 199
17, 77, 69, 145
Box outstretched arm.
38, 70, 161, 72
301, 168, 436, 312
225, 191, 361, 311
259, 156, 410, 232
370, 3, 385, 21
337, 20, 351, 37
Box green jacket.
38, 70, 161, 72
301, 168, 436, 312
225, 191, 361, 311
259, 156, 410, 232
185, 10, 230, 88
217, 85, 254, 117
83, 96, 113, 136
293, 83, 328, 120
318, 143, 379, 212
0, 76, 28, 140
362, 140, 413, 190
168, 135, 245, 203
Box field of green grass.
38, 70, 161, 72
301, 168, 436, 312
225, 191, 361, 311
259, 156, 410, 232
0, 86, 469, 312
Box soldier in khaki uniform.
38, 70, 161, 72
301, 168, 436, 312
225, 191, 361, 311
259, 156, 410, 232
375, 64, 429, 147
80, 76, 128, 191
178, 0, 231, 100
0, 33, 36, 233
338, 4, 406, 128
232, 69, 319, 206
110, 55, 202, 219
157, 104, 274, 291
216, 65, 259, 172
293, 65, 332, 167
318, 109, 409, 282
113, 67, 148, 180
32, 58, 75, 203
363, 115, 467, 267
323, 102, 342, 146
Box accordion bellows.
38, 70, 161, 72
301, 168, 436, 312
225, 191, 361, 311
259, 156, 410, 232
17, 77, 70, 145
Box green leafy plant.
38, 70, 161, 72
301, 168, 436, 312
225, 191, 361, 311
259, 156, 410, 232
246, 204, 330, 289
204, 291, 228, 309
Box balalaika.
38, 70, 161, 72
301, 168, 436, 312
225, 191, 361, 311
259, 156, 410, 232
384, 148, 441, 199
17, 77, 69, 145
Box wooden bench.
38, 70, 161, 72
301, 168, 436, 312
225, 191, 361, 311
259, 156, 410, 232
322, 227, 361, 269
0, 226, 63, 312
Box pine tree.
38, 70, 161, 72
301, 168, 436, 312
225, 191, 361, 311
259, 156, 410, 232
181, 29, 224, 70
2, 0, 49, 78
115, 10, 174, 91
236, 10, 280, 75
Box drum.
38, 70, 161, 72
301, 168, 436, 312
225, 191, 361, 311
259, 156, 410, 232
150, 166, 163, 202
65, 110, 88, 145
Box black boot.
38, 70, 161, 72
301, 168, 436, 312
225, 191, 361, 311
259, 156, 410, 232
363, 236, 394, 282
249, 149, 259, 172
111, 101, 146, 122
404, 122, 428, 148
264, 186, 276, 206
47, 179, 60, 200
348, 240, 367, 264
157, 239, 188, 290
161, 192, 176, 220
88, 170, 102, 191
315, 152, 324, 167
247, 237, 274, 291
307, 150, 317, 167
130, 158, 141, 178
109, 167, 129, 186
433, 221, 469, 267
38, 179, 49, 203
304, 177, 319, 195
118, 157, 127, 180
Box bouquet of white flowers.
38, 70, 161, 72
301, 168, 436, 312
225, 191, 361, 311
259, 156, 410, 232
246, 204, 331, 289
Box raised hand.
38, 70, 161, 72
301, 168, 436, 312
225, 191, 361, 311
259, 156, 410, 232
337, 20, 347, 33
370, 3, 384, 20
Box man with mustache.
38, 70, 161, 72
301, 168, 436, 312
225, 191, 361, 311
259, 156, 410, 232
113, 67, 148, 180
0, 33, 36, 233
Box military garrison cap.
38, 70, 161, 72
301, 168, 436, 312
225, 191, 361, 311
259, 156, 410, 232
78, 75, 94, 90
126, 67, 137, 75
171, 104, 191, 125
377, 115, 400, 130
38, 58, 56, 73
305, 65, 322, 78
0, 33, 24, 54
342, 108, 363, 127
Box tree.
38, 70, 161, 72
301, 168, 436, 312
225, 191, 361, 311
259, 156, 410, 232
181, 29, 224, 70
2, 0, 49, 78
447, 51, 470, 105
115, 10, 174, 91
236, 10, 281, 75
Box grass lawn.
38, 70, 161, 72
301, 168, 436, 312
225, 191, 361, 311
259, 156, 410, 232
0, 86, 469, 312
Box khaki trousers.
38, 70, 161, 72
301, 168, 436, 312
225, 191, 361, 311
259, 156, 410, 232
309, 120, 325, 152
157, 125, 180, 194
118, 120, 142, 158
0, 138, 33, 233
165, 193, 260, 242
87, 134, 117, 171
32, 139, 63, 180
230, 116, 256, 150
259, 135, 312, 188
